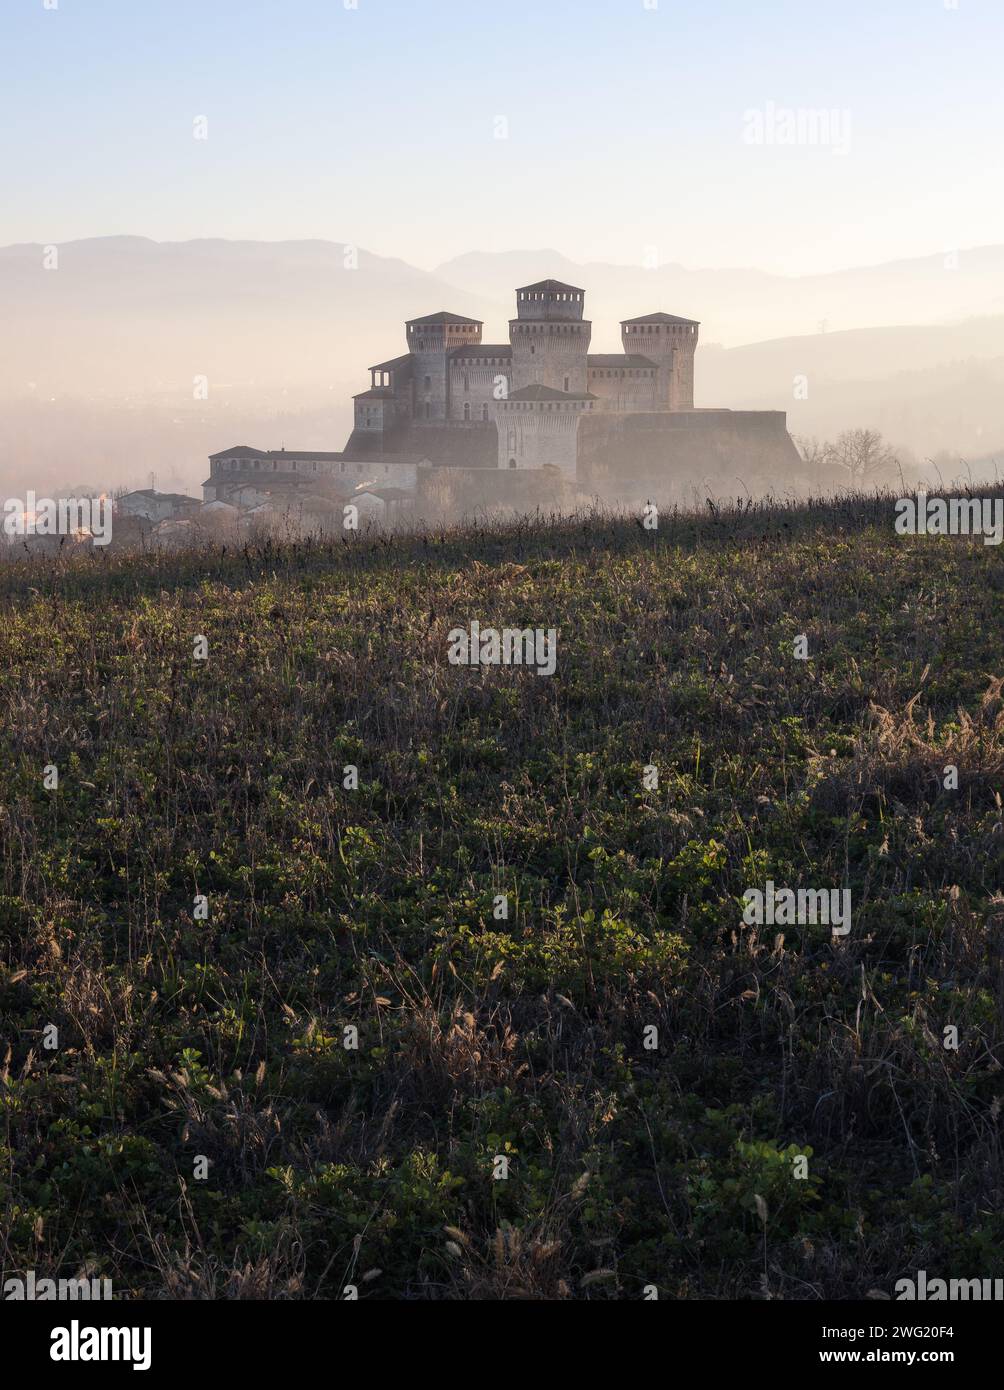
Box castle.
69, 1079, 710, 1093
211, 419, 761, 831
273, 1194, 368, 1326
204, 279, 799, 512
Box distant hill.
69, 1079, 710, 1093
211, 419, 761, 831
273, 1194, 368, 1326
0, 236, 501, 399
2, 236, 1003, 494
697, 320, 1004, 460
434, 245, 1004, 347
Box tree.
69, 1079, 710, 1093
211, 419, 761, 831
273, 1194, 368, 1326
793, 436, 835, 476
829, 429, 899, 486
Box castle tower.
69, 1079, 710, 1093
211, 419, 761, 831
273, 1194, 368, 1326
509, 280, 591, 395
496, 386, 595, 478
620, 313, 699, 410
405, 311, 483, 422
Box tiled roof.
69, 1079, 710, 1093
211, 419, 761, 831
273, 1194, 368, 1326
208, 445, 269, 459
449, 344, 512, 358
406, 311, 482, 326
368, 353, 413, 372
621, 312, 700, 326
517, 279, 584, 295
588, 354, 657, 369
505, 385, 597, 402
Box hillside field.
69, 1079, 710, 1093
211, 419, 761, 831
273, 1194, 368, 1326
1, 496, 1003, 1300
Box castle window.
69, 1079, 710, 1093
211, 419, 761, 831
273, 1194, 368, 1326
463, 402, 471, 421
424, 376, 431, 391
508, 458, 517, 469
481, 404, 489, 421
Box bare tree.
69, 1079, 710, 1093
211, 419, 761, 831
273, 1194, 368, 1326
794, 435, 835, 476
829, 429, 898, 486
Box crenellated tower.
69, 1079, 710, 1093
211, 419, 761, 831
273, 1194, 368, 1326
620, 313, 699, 410
405, 311, 483, 422
509, 280, 591, 395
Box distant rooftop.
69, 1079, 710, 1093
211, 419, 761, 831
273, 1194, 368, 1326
621, 312, 700, 326
405, 310, 482, 327
516, 278, 585, 296
207, 445, 268, 459
368, 353, 413, 372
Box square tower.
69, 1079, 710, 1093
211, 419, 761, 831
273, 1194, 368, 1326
620, 313, 700, 410
510, 280, 591, 396
405, 311, 483, 422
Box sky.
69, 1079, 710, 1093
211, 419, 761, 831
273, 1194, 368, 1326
2, 0, 1003, 275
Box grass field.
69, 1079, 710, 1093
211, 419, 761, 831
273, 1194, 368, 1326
2, 494, 1003, 1299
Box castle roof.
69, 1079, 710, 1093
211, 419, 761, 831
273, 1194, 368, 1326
621, 312, 700, 326
368, 353, 413, 372
588, 354, 658, 369
405, 310, 482, 326
517, 279, 584, 296
506, 385, 597, 402
208, 445, 269, 459
449, 343, 512, 358
353, 387, 395, 400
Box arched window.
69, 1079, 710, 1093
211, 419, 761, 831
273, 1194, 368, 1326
508, 458, 517, 469
463, 402, 471, 421
481, 404, 489, 421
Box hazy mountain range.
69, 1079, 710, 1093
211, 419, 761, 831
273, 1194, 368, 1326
1, 236, 1002, 495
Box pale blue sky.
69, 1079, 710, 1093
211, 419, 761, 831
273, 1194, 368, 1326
2, 0, 1001, 273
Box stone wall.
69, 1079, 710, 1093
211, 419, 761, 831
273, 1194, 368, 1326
416, 464, 575, 521
577, 409, 802, 498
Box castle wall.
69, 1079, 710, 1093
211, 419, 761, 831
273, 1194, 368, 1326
510, 320, 591, 394
371, 423, 499, 468
577, 409, 801, 497
417, 464, 575, 521
587, 364, 660, 412
496, 398, 594, 477
448, 353, 512, 422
